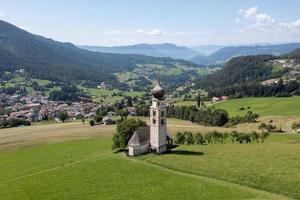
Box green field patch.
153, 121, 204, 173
32, 79, 51, 86
80, 87, 145, 103
272, 63, 284, 74
213, 96, 300, 117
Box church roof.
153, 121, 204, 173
128, 126, 150, 147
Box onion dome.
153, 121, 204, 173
151, 81, 165, 99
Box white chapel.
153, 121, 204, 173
128, 81, 172, 156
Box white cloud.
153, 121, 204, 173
135, 28, 165, 36
239, 7, 258, 19
237, 6, 300, 33
280, 19, 300, 30
239, 7, 274, 27
0, 12, 4, 17
103, 28, 208, 37
234, 7, 300, 44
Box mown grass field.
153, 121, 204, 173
212, 96, 300, 117
0, 121, 299, 199
142, 134, 300, 199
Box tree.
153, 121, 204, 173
89, 120, 95, 126
58, 111, 68, 123
94, 115, 103, 123
117, 109, 129, 119
112, 118, 147, 150
211, 109, 229, 126
196, 93, 201, 108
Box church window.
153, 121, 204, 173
153, 110, 156, 117
153, 118, 156, 124
161, 111, 164, 117
161, 119, 164, 125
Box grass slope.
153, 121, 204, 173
212, 96, 300, 117
142, 134, 300, 199
0, 121, 299, 199
0, 137, 294, 200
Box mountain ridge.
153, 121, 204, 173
78, 43, 204, 60
0, 20, 200, 87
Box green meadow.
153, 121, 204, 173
142, 134, 300, 199
0, 122, 299, 200
1, 136, 298, 200
212, 96, 300, 117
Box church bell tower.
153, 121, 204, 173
150, 81, 168, 154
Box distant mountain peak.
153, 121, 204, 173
78, 43, 203, 60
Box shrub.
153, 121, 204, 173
244, 111, 259, 123
175, 132, 185, 144
0, 119, 31, 128
184, 131, 194, 145
194, 132, 205, 145
258, 123, 277, 132
204, 132, 213, 144
292, 122, 300, 131
250, 131, 259, 143
236, 133, 251, 144
260, 132, 270, 143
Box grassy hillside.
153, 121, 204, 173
0, 133, 297, 199
212, 96, 300, 117
143, 134, 300, 199
0, 121, 299, 199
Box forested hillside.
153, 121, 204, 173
0, 20, 200, 87
195, 51, 300, 98
286, 48, 300, 62
195, 55, 275, 90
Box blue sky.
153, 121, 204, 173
0, 0, 300, 46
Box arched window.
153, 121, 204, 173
153, 118, 156, 124
153, 110, 156, 116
